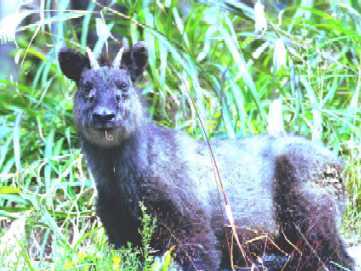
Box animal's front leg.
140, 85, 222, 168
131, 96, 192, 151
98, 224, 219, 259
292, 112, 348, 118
96, 189, 141, 248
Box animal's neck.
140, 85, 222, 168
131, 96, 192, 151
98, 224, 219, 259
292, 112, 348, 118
80, 127, 151, 225
80, 127, 148, 192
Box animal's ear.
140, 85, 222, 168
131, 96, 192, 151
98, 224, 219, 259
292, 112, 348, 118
121, 42, 148, 81
58, 47, 90, 82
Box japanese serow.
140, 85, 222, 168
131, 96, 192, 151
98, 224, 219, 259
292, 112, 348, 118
58, 43, 354, 271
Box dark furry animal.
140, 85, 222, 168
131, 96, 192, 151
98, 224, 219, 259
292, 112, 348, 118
58, 42, 354, 271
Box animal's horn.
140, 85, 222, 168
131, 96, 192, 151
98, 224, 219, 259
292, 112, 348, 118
112, 47, 125, 68
86, 47, 100, 69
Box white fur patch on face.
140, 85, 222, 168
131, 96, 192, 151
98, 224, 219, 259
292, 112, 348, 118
104, 130, 114, 142
81, 127, 130, 148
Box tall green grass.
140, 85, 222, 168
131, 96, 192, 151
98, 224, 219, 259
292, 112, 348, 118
0, 0, 360, 269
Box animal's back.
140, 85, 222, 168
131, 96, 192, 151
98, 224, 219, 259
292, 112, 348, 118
170, 134, 276, 234
173, 133, 344, 235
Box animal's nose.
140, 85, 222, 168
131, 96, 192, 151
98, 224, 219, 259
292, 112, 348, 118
93, 108, 115, 122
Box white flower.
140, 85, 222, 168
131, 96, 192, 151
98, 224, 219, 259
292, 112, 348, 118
0, 10, 33, 44
267, 98, 285, 136
273, 38, 287, 71
93, 17, 113, 57
254, 1, 267, 33
96, 17, 112, 42
252, 41, 269, 59
0, 215, 27, 267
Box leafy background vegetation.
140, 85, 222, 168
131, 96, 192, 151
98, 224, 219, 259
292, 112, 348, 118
0, 0, 360, 270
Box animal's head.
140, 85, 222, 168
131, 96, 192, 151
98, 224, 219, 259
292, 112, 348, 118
58, 42, 148, 147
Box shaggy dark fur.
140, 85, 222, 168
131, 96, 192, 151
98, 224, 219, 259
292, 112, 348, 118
58, 43, 355, 271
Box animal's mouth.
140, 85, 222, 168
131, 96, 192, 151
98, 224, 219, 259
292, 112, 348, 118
91, 122, 118, 142
84, 121, 130, 145
93, 127, 115, 142
93, 121, 117, 130
103, 129, 114, 142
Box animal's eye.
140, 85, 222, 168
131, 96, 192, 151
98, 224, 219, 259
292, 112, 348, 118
116, 81, 128, 90
83, 82, 93, 93
88, 93, 95, 103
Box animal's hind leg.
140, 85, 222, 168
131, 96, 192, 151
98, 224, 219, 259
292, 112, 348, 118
145, 198, 222, 271
274, 155, 354, 271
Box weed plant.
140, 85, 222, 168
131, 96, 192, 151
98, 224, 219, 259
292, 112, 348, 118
0, 0, 360, 270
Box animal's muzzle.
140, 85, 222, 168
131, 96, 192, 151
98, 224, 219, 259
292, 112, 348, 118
92, 107, 116, 129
